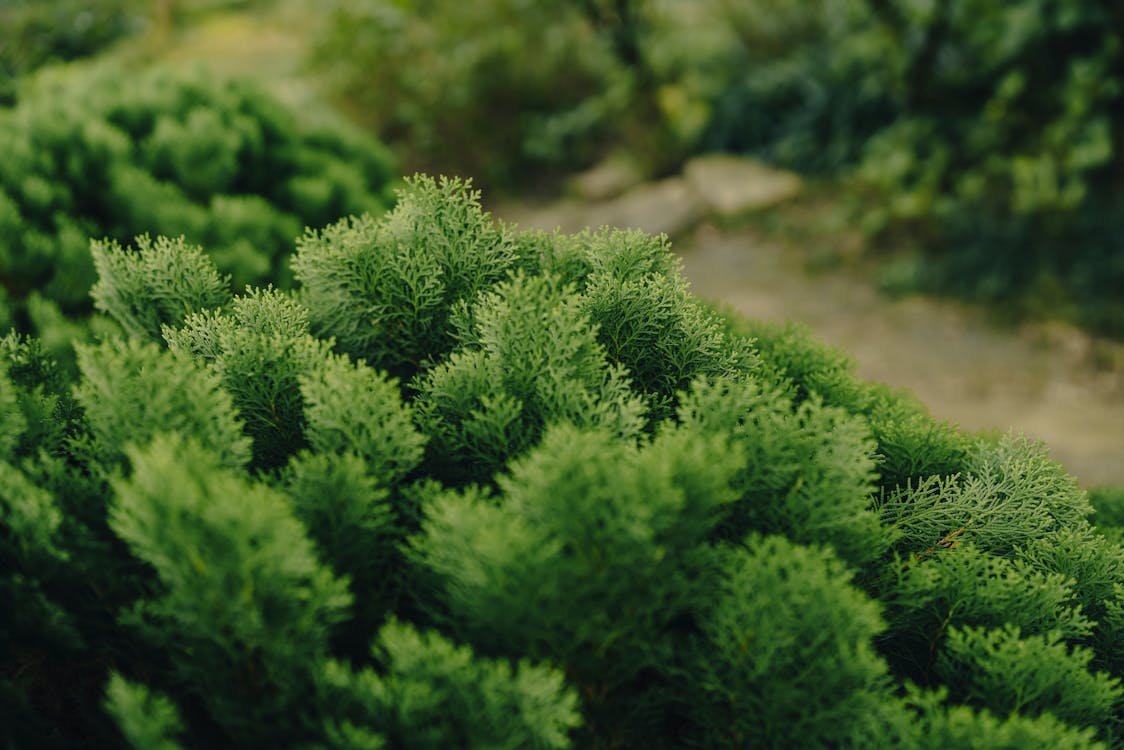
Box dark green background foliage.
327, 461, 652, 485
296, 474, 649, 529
697, 0, 1124, 334
312, 0, 644, 188
6, 177, 1124, 749
0, 62, 395, 358
0, 0, 144, 104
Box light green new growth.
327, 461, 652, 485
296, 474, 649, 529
104, 674, 185, 750
110, 434, 352, 742
300, 353, 426, 487
416, 272, 646, 481
314, 620, 581, 750
293, 175, 518, 375
74, 338, 251, 468
91, 234, 231, 341
165, 286, 333, 469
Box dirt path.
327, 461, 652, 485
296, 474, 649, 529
497, 199, 1124, 488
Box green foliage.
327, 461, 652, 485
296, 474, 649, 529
878, 542, 1094, 689
678, 375, 891, 567
0, 457, 65, 564
417, 423, 743, 746
893, 542, 1091, 638
111, 434, 352, 744
104, 674, 186, 750
74, 337, 251, 469
91, 234, 231, 341
312, 0, 633, 188
876, 434, 1091, 557
690, 535, 899, 749
1091, 486, 1124, 529
300, 354, 426, 486
313, 620, 580, 750
281, 452, 401, 655
914, 694, 1106, 750
0, 0, 142, 104
415, 272, 646, 482
573, 233, 757, 420
1017, 528, 1124, 675
736, 318, 870, 409
293, 176, 517, 378
165, 286, 333, 470
8, 178, 1124, 747
0, 61, 394, 358
936, 625, 1121, 729
864, 388, 972, 491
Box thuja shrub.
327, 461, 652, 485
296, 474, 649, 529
6, 175, 1124, 749
0, 62, 395, 354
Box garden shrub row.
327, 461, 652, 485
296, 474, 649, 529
3, 176, 1124, 748
0, 62, 396, 364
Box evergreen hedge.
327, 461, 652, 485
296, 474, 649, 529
3, 175, 1123, 748
0, 63, 395, 359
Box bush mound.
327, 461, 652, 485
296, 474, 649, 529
4, 176, 1124, 748
0, 62, 396, 354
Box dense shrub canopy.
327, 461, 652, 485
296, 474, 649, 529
0, 62, 396, 358
3, 176, 1124, 749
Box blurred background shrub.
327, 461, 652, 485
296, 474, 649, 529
311, 0, 640, 189
0, 62, 396, 362
0, 0, 146, 104
683, 0, 1124, 336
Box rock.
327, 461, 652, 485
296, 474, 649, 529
586, 177, 708, 237
492, 198, 590, 234
684, 154, 801, 217
568, 155, 645, 202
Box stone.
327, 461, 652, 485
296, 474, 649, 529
568, 155, 645, 202
684, 154, 802, 217
586, 177, 708, 237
